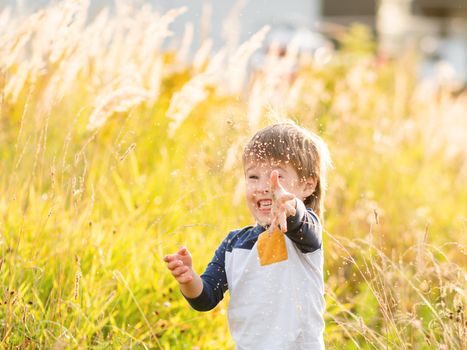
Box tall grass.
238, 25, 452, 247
0, 2, 465, 349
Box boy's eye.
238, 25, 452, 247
248, 175, 258, 180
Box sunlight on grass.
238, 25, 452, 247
0, 1, 465, 349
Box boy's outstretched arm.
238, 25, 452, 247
163, 247, 203, 299
164, 243, 229, 311
270, 170, 322, 253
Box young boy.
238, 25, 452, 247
164, 122, 331, 349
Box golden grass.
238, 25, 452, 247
0, 2, 465, 349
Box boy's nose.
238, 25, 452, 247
257, 179, 271, 193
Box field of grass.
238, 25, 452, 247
0, 2, 466, 349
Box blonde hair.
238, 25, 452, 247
243, 122, 331, 221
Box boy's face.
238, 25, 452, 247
244, 161, 312, 227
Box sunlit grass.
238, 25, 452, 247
0, 2, 465, 349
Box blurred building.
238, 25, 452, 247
323, 0, 467, 84
1, 0, 465, 83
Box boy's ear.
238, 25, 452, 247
302, 176, 317, 198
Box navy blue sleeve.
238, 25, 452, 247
183, 233, 231, 311
285, 199, 322, 253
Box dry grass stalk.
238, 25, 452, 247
222, 0, 247, 51
166, 73, 214, 137
326, 231, 466, 348
177, 23, 194, 64
193, 39, 213, 72
200, 2, 212, 44
167, 47, 229, 136
224, 25, 270, 95
87, 87, 151, 130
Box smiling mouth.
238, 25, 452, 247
257, 199, 272, 210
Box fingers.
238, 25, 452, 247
270, 171, 294, 205
167, 260, 193, 284
270, 212, 288, 232
167, 259, 183, 270
269, 170, 298, 232
269, 216, 278, 233
177, 271, 194, 284
171, 265, 189, 277
278, 211, 287, 232
172, 266, 194, 284
164, 248, 190, 270
164, 246, 194, 285
178, 246, 189, 256
277, 193, 295, 203
270, 199, 296, 232
284, 200, 296, 216
164, 247, 190, 263
164, 254, 194, 284
163, 253, 177, 263
270, 170, 280, 189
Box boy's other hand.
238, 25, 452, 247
163, 247, 194, 284
270, 170, 297, 233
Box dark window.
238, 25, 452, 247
322, 0, 376, 17
412, 0, 467, 18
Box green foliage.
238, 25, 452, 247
338, 24, 377, 56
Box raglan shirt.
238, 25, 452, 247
184, 200, 325, 350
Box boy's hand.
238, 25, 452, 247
270, 170, 297, 233
163, 247, 194, 284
